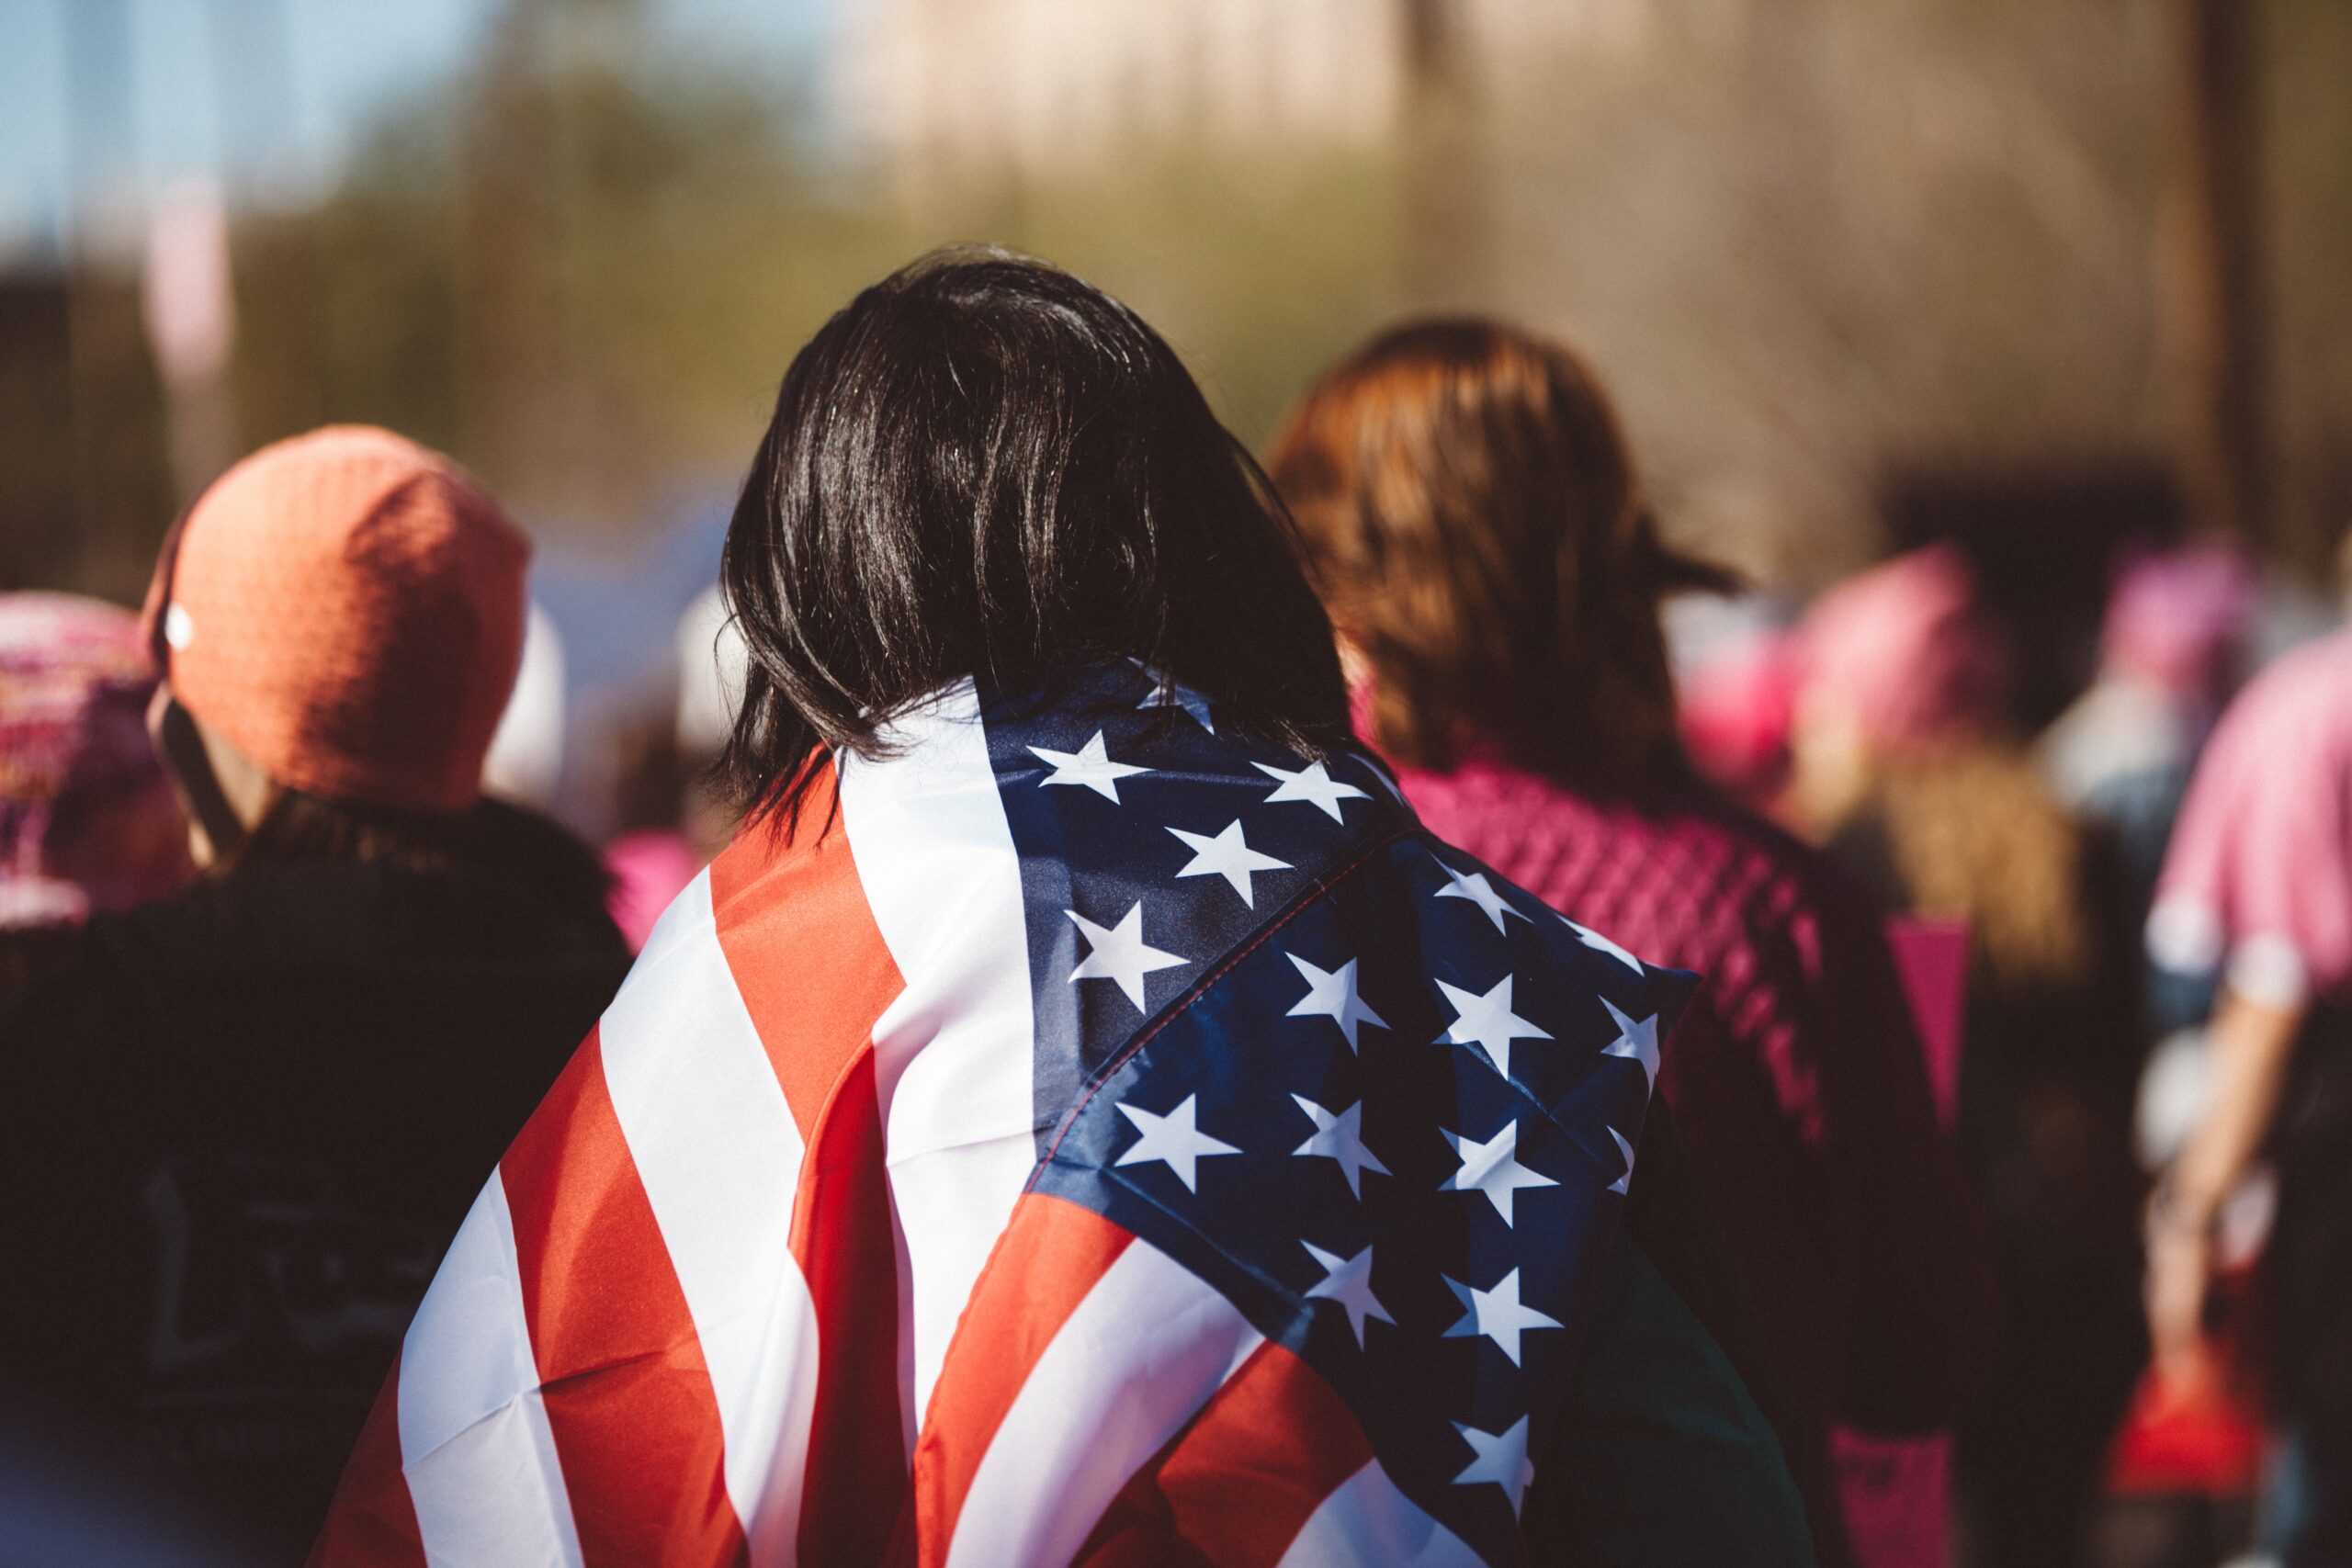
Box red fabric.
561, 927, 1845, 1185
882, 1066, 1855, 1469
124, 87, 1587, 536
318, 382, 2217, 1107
303, 1348, 427, 1568
1386, 745, 1985, 1562
145, 425, 529, 812
787, 1048, 910, 1567
1885, 916, 1968, 1128
2106, 1267, 2267, 1497
707, 782, 914, 1562
907, 1196, 1135, 1565
1074, 1339, 1376, 1567
501, 1030, 750, 1566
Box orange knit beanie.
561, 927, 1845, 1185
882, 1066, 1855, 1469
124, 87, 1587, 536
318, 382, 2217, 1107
143, 426, 531, 814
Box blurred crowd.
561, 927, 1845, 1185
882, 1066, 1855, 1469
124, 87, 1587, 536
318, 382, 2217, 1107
0, 254, 2346, 1568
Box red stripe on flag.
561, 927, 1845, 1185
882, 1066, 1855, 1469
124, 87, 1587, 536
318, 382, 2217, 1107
786, 1045, 910, 1564
305, 1348, 425, 1568
906, 1195, 1137, 1566
708, 767, 908, 1146
711, 764, 917, 1562
501, 1029, 750, 1568
1070, 1339, 1378, 1567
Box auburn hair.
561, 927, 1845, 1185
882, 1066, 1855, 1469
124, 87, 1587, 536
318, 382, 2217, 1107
1270, 319, 1733, 782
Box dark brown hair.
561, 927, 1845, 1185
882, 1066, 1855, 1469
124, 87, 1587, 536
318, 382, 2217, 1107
1270, 319, 1733, 782
719, 248, 1351, 824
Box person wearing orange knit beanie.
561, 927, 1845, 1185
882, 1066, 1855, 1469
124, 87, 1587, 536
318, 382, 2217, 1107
144, 424, 531, 855
0, 427, 631, 1556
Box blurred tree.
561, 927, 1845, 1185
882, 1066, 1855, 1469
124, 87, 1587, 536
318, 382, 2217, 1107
2264, 0, 2352, 570
226, 0, 908, 531
38, 0, 177, 601
1397, 0, 1490, 310
175, 0, 2352, 581
2159, 0, 2270, 549
0, 276, 89, 592
221, 0, 1393, 527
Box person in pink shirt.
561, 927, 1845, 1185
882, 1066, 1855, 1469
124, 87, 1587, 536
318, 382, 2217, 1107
2146, 625, 2352, 1566
1272, 318, 1990, 1568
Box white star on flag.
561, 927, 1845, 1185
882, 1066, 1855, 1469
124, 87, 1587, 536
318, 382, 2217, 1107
1069, 902, 1186, 1009
1436, 974, 1553, 1078
1030, 730, 1151, 803
1169, 819, 1290, 907
1607, 1125, 1636, 1194
1303, 1240, 1394, 1347
1253, 759, 1369, 822
1453, 1416, 1536, 1512
1285, 953, 1389, 1052
1433, 862, 1530, 934
1600, 998, 1661, 1089
1292, 1094, 1391, 1197
1562, 913, 1645, 975
1440, 1117, 1557, 1224
1114, 1093, 1239, 1192
1136, 681, 1216, 732
1442, 1266, 1562, 1366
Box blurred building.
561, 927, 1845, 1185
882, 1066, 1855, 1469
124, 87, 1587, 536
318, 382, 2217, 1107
832, 0, 1654, 176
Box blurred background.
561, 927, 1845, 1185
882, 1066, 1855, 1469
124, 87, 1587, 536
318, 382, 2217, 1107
8, 6, 2352, 1565
2, 0, 2348, 825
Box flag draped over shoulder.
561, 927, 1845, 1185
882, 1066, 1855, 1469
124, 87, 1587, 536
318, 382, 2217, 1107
310, 663, 1691, 1568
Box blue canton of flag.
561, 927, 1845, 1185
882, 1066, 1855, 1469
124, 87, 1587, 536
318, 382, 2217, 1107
977, 663, 1695, 1564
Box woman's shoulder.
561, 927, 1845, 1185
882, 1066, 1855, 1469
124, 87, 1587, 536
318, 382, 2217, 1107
1576, 776, 1868, 932
1408, 756, 1871, 963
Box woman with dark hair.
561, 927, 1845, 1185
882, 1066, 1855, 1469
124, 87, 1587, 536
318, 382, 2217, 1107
0, 427, 631, 1555
314, 252, 1811, 1566
1272, 319, 1991, 1568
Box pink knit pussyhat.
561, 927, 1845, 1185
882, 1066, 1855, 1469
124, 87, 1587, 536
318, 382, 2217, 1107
0, 592, 188, 927
1800, 543, 2010, 756
2101, 541, 2256, 699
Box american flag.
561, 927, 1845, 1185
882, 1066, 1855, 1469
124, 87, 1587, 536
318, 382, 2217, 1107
311, 662, 1689, 1568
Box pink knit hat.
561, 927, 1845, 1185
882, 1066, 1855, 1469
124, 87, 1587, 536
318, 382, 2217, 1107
0, 592, 188, 926
143, 425, 530, 813
2102, 541, 2256, 697
1800, 543, 2009, 755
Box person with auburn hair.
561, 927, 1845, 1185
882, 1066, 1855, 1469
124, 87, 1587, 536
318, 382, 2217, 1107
1272, 319, 1990, 1568
313, 252, 1813, 1566
0, 427, 632, 1555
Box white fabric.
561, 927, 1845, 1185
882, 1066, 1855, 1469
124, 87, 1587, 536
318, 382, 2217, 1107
598, 871, 821, 1565
944, 1240, 1262, 1568
397, 1180, 585, 1568
840, 679, 1043, 1439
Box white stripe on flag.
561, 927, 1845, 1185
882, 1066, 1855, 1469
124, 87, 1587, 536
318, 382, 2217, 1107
396, 1178, 585, 1568
1273, 1460, 1485, 1567
842, 679, 1045, 1435
598, 869, 821, 1568
944, 1238, 1264, 1568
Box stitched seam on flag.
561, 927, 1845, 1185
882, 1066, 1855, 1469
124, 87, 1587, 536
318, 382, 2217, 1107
1027, 820, 1416, 1187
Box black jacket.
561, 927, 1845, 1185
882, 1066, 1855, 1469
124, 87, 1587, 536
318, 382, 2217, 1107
0, 807, 631, 1555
